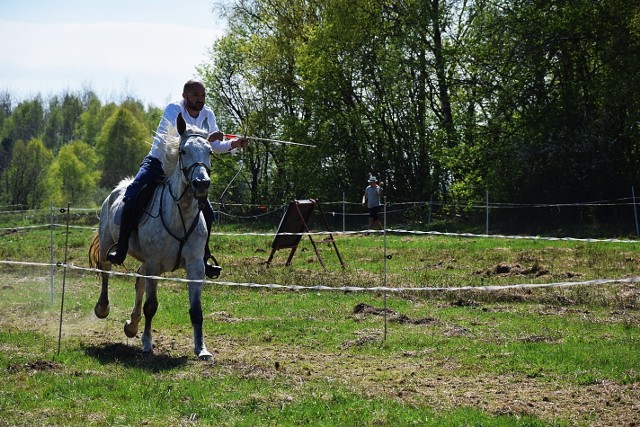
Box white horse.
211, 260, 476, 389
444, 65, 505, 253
89, 113, 214, 360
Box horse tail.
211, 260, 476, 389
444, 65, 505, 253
88, 233, 101, 273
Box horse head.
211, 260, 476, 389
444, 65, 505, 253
176, 113, 213, 199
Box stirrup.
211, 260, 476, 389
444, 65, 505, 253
204, 254, 222, 279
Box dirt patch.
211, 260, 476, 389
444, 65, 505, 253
477, 262, 549, 277
7, 360, 62, 373
220, 342, 640, 427
340, 335, 380, 349
617, 285, 640, 309
352, 303, 439, 325
450, 298, 480, 307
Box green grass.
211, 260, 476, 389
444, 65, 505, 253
1, 220, 639, 426
1, 327, 555, 426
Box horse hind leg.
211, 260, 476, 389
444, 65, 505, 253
123, 270, 145, 339
90, 234, 111, 318
94, 271, 111, 318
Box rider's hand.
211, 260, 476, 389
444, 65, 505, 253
208, 131, 224, 142
231, 137, 249, 149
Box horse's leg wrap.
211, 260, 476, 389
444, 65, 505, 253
141, 280, 158, 354
189, 305, 211, 360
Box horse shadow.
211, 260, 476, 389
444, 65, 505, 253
83, 342, 188, 372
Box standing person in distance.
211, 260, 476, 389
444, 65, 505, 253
106, 79, 248, 278
362, 176, 384, 232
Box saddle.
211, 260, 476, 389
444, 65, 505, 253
113, 183, 159, 229
115, 182, 221, 278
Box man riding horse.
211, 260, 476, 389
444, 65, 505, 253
107, 79, 248, 278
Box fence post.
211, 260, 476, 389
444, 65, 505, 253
56, 203, 71, 357
49, 201, 54, 304
427, 194, 433, 231
342, 191, 346, 233
485, 190, 490, 235
633, 186, 639, 236
382, 196, 388, 341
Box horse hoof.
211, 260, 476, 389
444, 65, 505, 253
198, 350, 213, 361
123, 320, 138, 338
94, 303, 110, 319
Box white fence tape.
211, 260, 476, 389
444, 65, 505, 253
1, 260, 638, 293
3, 222, 639, 244
2, 213, 639, 294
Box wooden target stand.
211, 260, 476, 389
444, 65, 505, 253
266, 199, 345, 269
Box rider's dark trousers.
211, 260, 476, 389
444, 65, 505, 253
115, 156, 165, 250
118, 155, 214, 258
124, 156, 165, 204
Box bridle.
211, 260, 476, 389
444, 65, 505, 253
179, 133, 211, 186
170, 132, 212, 202
160, 132, 212, 271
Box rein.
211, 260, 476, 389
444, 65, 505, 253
159, 184, 203, 271
158, 132, 210, 271
218, 124, 248, 209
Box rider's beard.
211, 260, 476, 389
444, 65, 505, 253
186, 97, 204, 112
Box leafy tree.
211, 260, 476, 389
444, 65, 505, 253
0, 91, 10, 130
143, 105, 163, 137
462, 0, 640, 208
0, 91, 13, 183
206, 0, 468, 205
96, 107, 151, 188
1, 97, 45, 144
45, 141, 101, 206
0, 97, 45, 176
1, 137, 53, 208
0, 96, 44, 204
77, 95, 113, 147
43, 91, 84, 154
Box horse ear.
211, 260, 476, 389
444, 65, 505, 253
177, 113, 186, 136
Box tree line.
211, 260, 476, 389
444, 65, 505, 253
202, 0, 640, 215
2, 0, 639, 223
0, 90, 162, 209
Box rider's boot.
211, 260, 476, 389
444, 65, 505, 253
199, 197, 222, 279
204, 246, 222, 279
106, 198, 136, 265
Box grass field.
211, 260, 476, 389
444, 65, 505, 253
0, 217, 639, 426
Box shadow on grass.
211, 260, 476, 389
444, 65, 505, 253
83, 342, 188, 372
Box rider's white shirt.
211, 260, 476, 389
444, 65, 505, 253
148, 100, 234, 159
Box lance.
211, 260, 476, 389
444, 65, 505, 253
224, 134, 316, 148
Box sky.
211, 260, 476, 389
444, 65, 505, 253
0, 0, 227, 108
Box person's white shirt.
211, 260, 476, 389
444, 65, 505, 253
148, 100, 235, 160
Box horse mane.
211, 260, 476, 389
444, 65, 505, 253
155, 122, 209, 177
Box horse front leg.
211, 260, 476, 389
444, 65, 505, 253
124, 269, 145, 339
189, 281, 212, 360
141, 277, 158, 354
187, 257, 212, 360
